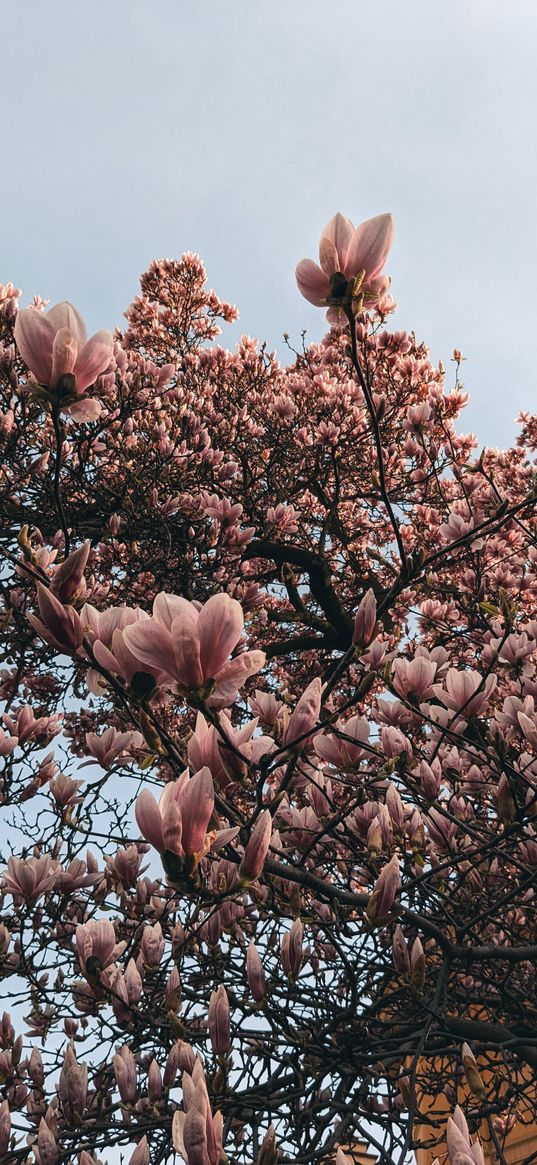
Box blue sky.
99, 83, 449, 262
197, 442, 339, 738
3, 0, 536, 446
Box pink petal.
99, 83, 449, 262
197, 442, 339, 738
66, 397, 102, 421
92, 639, 121, 674
161, 800, 183, 855
325, 305, 347, 328
319, 212, 354, 273
13, 308, 54, 385
180, 767, 215, 856
208, 650, 266, 707
46, 302, 87, 345
295, 260, 330, 307
135, 789, 165, 851
198, 594, 243, 678
122, 620, 176, 677
74, 331, 114, 392
170, 607, 204, 688
51, 327, 79, 386
153, 592, 195, 631
344, 213, 394, 281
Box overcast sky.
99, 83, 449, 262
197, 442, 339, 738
3, 0, 536, 447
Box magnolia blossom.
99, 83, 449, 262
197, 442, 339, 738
366, 855, 400, 924
27, 584, 85, 653
2, 855, 57, 903
14, 301, 113, 420
135, 767, 225, 883
208, 984, 231, 1055
75, 918, 126, 977
122, 591, 265, 707
446, 1106, 485, 1165
172, 1058, 223, 1165
296, 212, 393, 324
239, 809, 272, 882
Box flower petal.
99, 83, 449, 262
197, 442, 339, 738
51, 327, 79, 386
74, 331, 114, 392
295, 260, 329, 307
153, 592, 195, 631
14, 308, 54, 385
344, 213, 394, 281
46, 302, 87, 345
122, 620, 176, 677
198, 594, 243, 678
320, 212, 354, 272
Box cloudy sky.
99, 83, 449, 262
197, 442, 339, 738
3, 0, 536, 446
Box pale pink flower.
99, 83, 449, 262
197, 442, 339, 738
208, 984, 231, 1055
14, 301, 113, 418
0, 728, 17, 756
113, 1045, 137, 1105
392, 656, 437, 700
366, 855, 400, 923
246, 942, 266, 1002
28, 584, 85, 653
281, 917, 304, 979
352, 588, 378, 649
58, 1044, 87, 1120
172, 1057, 224, 1165
123, 592, 265, 707
2, 855, 57, 903
135, 767, 217, 881
296, 212, 394, 324
129, 1139, 149, 1165
35, 1118, 58, 1165
314, 714, 370, 768
84, 726, 145, 768
282, 677, 322, 749
50, 541, 90, 603
75, 919, 126, 976
447, 1106, 484, 1165
433, 669, 497, 717
239, 809, 272, 882
0, 1100, 10, 1156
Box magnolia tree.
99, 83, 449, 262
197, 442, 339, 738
1, 212, 537, 1165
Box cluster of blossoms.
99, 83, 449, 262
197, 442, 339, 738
0, 213, 536, 1165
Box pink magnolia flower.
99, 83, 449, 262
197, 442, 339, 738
58, 1044, 87, 1121
447, 1106, 484, 1165
2, 855, 57, 903
239, 809, 272, 882
281, 917, 304, 979
296, 212, 394, 325
123, 592, 265, 707
208, 984, 231, 1055
366, 854, 400, 924
433, 669, 497, 718
352, 588, 378, 649
246, 942, 266, 1002
282, 677, 322, 749
75, 918, 126, 977
135, 767, 217, 883
14, 301, 113, 420
113, 1046, 137, 1105
28, 584, 85, 653
172, 1057, 224, 1165
49, 541, 90, 604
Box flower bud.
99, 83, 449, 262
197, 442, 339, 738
353, 589, 377, 649
240, 810, 272, 882
246, 942, 266, 1003
208, 984, 231, 1055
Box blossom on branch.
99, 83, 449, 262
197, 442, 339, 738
122, 591, 265, 707
295, 211, 393, 324
14, 300, 113, 420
